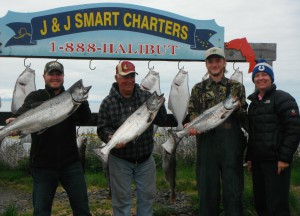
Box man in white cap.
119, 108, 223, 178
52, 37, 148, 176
97, 60, 167, 216
187, 47, 248, 216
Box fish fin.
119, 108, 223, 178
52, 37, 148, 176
167, 98, 174, 112
220, 112, 230, 119
68, 106, 79, 115
0, 136, 5, 147
133, 136, 139, 143
162, 138, 174, 154
19, 133, 29, 139
92, 148, 108, 163
162, 130, 181, 154
147, 112, 155, 123
37, 128, 48, 135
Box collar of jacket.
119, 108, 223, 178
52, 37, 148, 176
248, 84, 277, 101
45, 85, 65, 97
206, 75, 227, 88
110, 82, 141, 102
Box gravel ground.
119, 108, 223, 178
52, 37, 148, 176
0, 186, 196, 215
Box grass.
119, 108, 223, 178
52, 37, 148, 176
0, 155, 300, 216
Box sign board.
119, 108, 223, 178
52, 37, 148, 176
0, 3, 224, 61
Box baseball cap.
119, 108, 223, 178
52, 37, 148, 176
205, 47, 225, 60
44, 61, 64, 74
116, 61, 138, 76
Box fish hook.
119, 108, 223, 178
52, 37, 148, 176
148, 61, 154, 70
76, 126, 80, 137
89, 59, 96, 70
24, 58, 31, 68
178, 61, 184, 70
233, 62, 239, 70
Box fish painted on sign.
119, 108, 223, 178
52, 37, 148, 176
0, 79, 91, 145
11, 66, 36, 114
225, 37, 256, 73
162, 94, 239, 154
98, 91, 165, 163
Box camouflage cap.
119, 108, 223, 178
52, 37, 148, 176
44, 61, 64, 74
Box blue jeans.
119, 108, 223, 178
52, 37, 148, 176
109, 154, 156, 216
31, 161, 91, 216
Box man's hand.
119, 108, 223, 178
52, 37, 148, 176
188, 128, 198, 136
115, 143, 126, 149
247, 161, 252, 173
5, 118, 15, 124
184, 123, 198, 136
277, 161, 289, 175
5, 118, 19, 136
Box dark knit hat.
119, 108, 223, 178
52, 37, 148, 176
252, 59, 274, 83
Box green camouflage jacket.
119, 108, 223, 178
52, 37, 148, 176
188, 76, 248, 130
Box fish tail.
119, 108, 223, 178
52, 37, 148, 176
92, 147, 109, 163
162, 130, 181, 154
0, 135, 5, 147
162, 137, 175, 154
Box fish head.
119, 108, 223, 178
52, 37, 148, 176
223, 95, 239, 110
140, 69, 161, 94
173, 69, 188, 87
68, 79, 92, 103
146, 91, 165, 112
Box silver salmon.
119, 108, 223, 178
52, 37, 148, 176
99, 91, 165, 162
162, 94, 239, 154
0, 79, 91, 144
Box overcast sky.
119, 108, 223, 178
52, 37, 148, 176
1, 0, 300, 111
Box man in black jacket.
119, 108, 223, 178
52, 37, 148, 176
6, 61, 91, 216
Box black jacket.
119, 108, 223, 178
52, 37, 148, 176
14, 85, 91, 169
246, 84, 300, 163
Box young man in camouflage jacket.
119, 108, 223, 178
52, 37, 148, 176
188, 47, 248, 216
